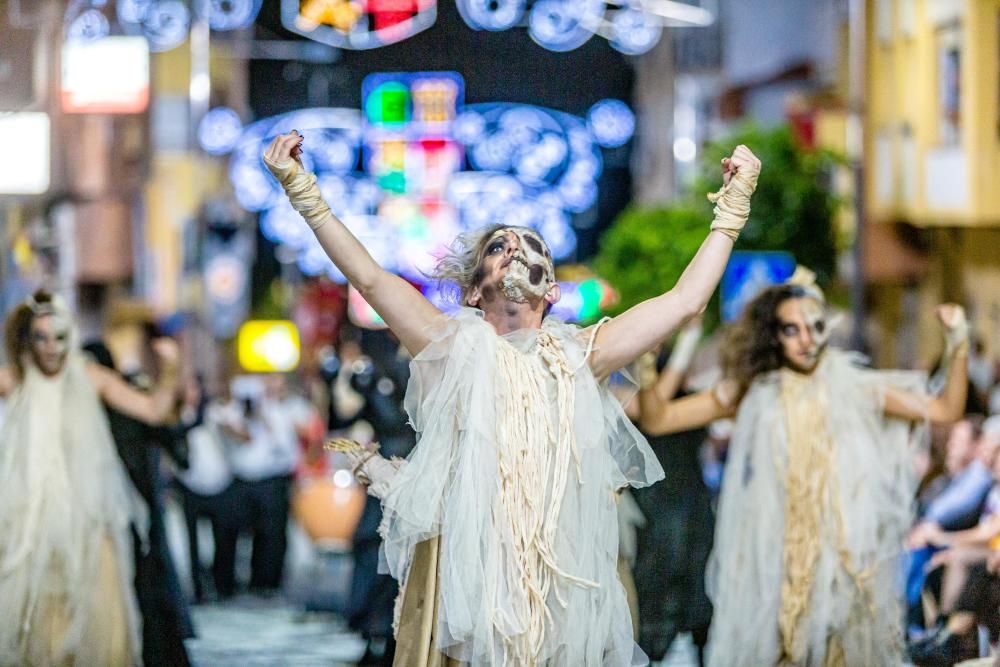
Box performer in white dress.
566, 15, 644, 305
0, 291, 180, 666
639, 274, 969, 667
263, 131, 761, 665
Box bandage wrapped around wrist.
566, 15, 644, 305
262, 155, 332, 231
345, 449, 406, 499
706, 165, 760, 241
943, 308, 970, 358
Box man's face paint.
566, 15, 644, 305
775, 297, 829, 374
29, 314, 70, 376
479, 228, 555, 303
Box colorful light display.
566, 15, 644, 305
223, 74, 635, 320
549, 278, 618, 323
363, 72, 464, 196
61, 37, 150, 114
111, 0, 262, 52
587, 99, 635, 149
458, 0, 715, 56
456, 0, 525, 31
198, 106, 244, 155
237, 320, 302, 372
282, 0, 438, 50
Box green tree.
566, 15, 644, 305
593, 123, 842, 328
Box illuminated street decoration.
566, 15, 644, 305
608, 6, 662, 55
459, 0, 714, 56
205, 0, 262, 31
457, 102, 603, 215
281, 0, 438, 50
0, 113, 50, 195
549, 278, 618, 322
456, 0, 525, 31
362, 72, 465, 279
227, 107, 364, 213
587, 98, 635, 148
363, 72, 464, 195
222, 75, 634, 306
61, 37, 150, 114
198, 106, 244, 155
527, 0, 605, 52
114, 0, 262, 52
237, 320, 301, 372
115, 0, 188, 52
64, 4, 111, 40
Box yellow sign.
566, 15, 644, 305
237, 320, 301, 372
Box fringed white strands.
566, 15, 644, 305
493, 330, 596, 665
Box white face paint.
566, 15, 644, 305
29, 313, 71, 376
776, 297, 829, 373
491, 227, 555, 302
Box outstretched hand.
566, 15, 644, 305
151, 337, 180, 366
264, 130, 304, 167
263, 131, 306, 187
936, 303, 969, 356
721, 144, 761, 187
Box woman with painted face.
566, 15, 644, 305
0, 290, 181, 666
638, 274, 969, 667
262, 132, 761, 665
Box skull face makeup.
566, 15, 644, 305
486, 227, 556, 303
29, 313, 71, 376
775, 296, 830, 374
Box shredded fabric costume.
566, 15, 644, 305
0, 351, 145, 666
378, 308, 664, 665
706, 349, 927, 667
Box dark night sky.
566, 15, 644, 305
248, 1, 637, 264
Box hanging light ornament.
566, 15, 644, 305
455, 0, 712, 56
457, 0, 526, 32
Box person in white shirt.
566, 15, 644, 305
215, 374, 315, 595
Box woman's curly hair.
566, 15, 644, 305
4, 290, 54, 381
721, 284, 820, 401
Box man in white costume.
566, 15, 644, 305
0, 290, 181, 666
639, 275, 969, 667
263, 131, 761, 665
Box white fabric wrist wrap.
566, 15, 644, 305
706, 166, 760, 241
263, 155, 332, 231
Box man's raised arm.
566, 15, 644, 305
589, 145, 761, 379
263, 132, 445, 356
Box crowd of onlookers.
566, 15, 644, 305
163, 325, 412, 665
902, 341, 1000, 665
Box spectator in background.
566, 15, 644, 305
215, 374, 315, 596
909, 415, 1000, 664
173, 374, 234, 603
328, 329, 416, 666
83, 339, 195, 667
907, 416, 994, 632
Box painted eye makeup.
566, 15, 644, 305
524, 235, 544, 254
31, 331, 68, 344
486, 240, 505, 255
779, 323, 799, 338
813, 320, 826, 335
